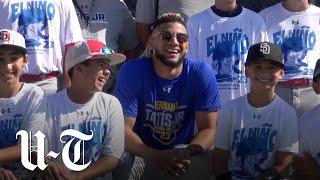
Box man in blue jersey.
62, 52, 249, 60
114, 13, 220, 180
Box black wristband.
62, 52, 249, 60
216, 172, 232, 180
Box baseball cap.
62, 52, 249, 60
313, 59, 320, 81
0, 29, 27, 54
65, 40, 126, 72
245, 42, 284, 69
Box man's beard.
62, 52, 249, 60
155, 51, 185, 68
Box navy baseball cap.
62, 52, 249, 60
245, 42, 284, 69
313, 59, 320, 81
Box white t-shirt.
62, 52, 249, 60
187, 7, 267, 107
0, 83, 44, 148
260, 3, 320, 80
215, 94, 298, 179
44, 90, 124, 166
299, 104, 320, 166
0, 83, 44, 171
0, 0, 83, 74
74, 0, 138, 52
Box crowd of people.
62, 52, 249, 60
1, 0, 320, 179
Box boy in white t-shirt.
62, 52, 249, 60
43, 40, 126, 180
259, 0, 320, 117
213, 42, 299, 180
0, 29, 44, 178
294, 59, 320, 179
187, 0, 267, 107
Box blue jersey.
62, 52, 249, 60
115, 57, 220, 149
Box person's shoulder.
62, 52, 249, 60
95, 92, 122, 108
186, 58, 213, 75
272, 95, 297, 117
228, 95, 246, 106
259, 3, 281, 17
122, 57, 150, 70
104, 0, 131, 13
308, 4, 320, 13
46, 89, 66, 102
222, 95, 247, 112
20, 83, 44, 98
119, 57, 149, 75
242, 7, 264, 21
299, 104, 320, 126
188, 7, 212, 24
96, 92, 118, 101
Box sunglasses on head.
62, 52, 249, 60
153, 31, 188, 43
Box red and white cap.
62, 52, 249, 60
0, 29, 27, 54
65, 40, 126, 72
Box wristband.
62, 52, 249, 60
186, 144, 204, 156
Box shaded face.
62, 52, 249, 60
313, 76, 320, 94
0, 46, 27, 85
79, 59, 110, 92
149, 22, 189, 68
245, 60, 283, 90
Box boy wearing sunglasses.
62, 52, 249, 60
294, 59, 320, 179
187, 0, 267, 107
213, 42, 298, 180
0, 29, 45, 179
113, 13, 220, 180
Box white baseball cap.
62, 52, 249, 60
0, 29, 27, 54
65, 40, 126, 72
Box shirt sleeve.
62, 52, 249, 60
102, 97, 125, 159
21, 86, 45, 137
214, 107, 232, 150
135, 0, 156, 23
298, 117, 309, 155
253, 15, 268, 43
186, 18, 198, 59
194, 62, 220, 111
118, 2, 139, 51
60, 0, 83, 46
277, 107, 299, 153
114, 62, 139, 118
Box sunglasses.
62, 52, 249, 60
153, 31, 188, 43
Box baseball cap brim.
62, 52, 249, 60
0, 44, 27, 54
89, 53, 126, 66
245, 58, 284, 69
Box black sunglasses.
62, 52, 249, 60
153, 31, 188, 43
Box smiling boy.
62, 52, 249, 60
43, 40, 126, 179
213, 42, 299, 180
0, 29, 44, 178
